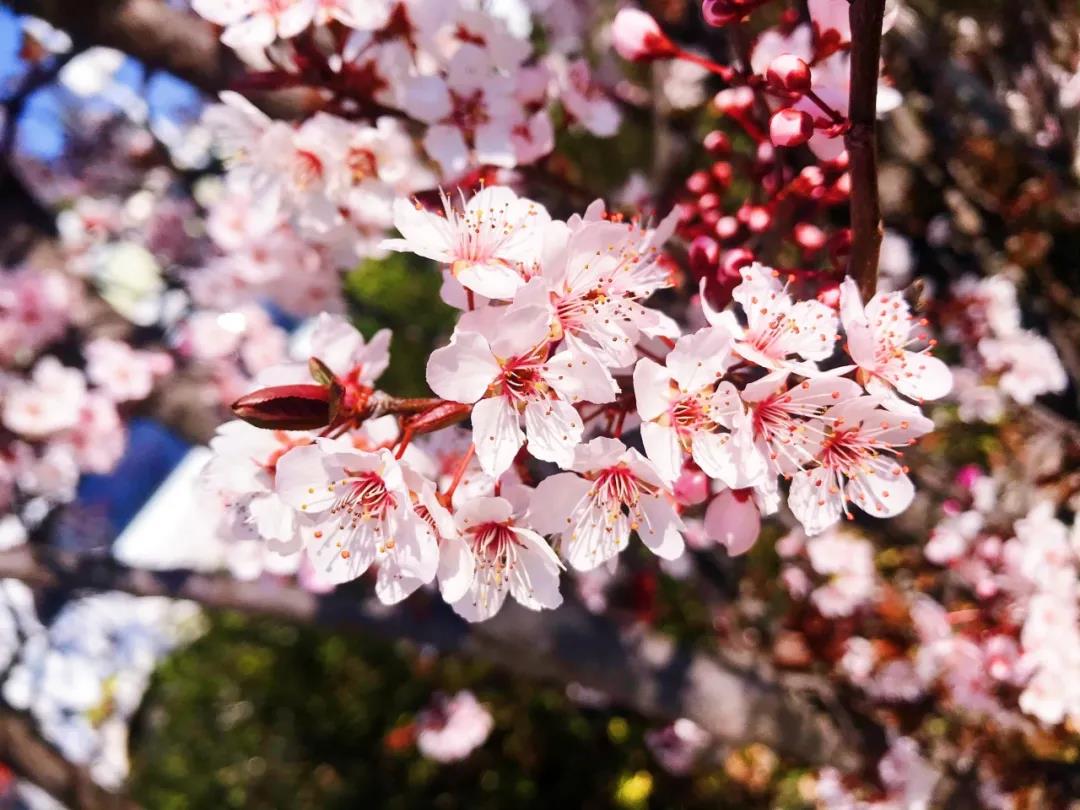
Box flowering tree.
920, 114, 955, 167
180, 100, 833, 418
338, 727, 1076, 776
0, 0, 1078, 807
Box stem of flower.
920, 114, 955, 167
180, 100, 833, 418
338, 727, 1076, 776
441, 444, 476, 503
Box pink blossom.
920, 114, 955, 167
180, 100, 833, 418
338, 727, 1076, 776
415, 691, 494, 762
839, 278, 953, 403
384, 186, 547, 300
644, 718, 710, 775
2, 358, 87, 439
426, 305, 614, 475
436, 495, 563, 621
788, 397, 933, 534
529, 437, 685, 570
275, 442, 439, 600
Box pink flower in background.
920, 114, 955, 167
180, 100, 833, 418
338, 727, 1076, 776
644, 718, 710, 775
2, 358, 87, 439
415, 691, 494, 762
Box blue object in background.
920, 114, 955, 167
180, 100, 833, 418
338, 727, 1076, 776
76, 419, 192, 537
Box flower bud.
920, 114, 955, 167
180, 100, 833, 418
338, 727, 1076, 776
744, 205, 772, 233
611, 8, 677, 62
685, 170, 712, 195
673, 466, 709, 506
404, 401, 473, 437
794, 222, 827, 252
715, 215, 740, 240
703, 130, 731, 156
709, 160, 733, 188
766, 54, 812, 93
689, 235, 720, 278
704, 489, 760, 556
769, 108, 814, 147
232, 384, 332, 430
713, 86, 755, 115
719, 248, 754, 281
701, 0, 740, 27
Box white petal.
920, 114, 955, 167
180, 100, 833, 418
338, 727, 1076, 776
847, 464, 915, 519
788, 469, 844, 536
633, 358, 674, 421
640, 422, 682, 484
426, 331, 499, 403
637, 494, 685, 560
383, 198, 455, 262
471, 396, 524, 476
437, 535, 475, 604
528, 472, 591, 536
509, 529, 563, 610
274, 444, 343, 513
524, 399, 583, 468
455, 261, 526, 300
667, 326, 734, 392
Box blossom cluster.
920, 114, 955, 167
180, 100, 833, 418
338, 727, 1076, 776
206, 185, 952, 622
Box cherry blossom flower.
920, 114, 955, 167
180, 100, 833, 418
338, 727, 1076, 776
415, 690, 494, 762
788, 397, 933, 534
383, 186, 548, 300
426, 305, 615, 475
839, 278, 953, 403
275, 442, 438, 600
192, 0, 316, 51
529, 437, 685, 570
404, 45, 523, 177
644, 718, 710, 775
84, 338, 171, 402
2, 358, 87, 439
436, 495, 563, 621
708, 263, 838, 374
527, 205, 679, 369
633, 326, 765, 486
805, 528, 878, 616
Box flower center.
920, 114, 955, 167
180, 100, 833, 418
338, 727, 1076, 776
331, 471, 396, 522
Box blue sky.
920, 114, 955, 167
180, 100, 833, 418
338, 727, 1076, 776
0, 7, 204, 160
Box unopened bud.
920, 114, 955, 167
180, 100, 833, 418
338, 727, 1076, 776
794, 222, 827, 252
769, 108, 814, 147
766, 54, 812, 93
611, 8, 677, 62
685, 170, 712, 195
713, 86, 755, 115
702, 0, 740, 27
703, 130, 731, 156
719, 248, 754, 281
232, 384, 332, 430
689, 235, 720, 277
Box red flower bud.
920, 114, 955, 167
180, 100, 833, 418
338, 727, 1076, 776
769, 108, 814, 147
404, 401, 473, 437
232, 384, 333, 430
703, 130, 731, 156
766, 55, 812, 94
611, 8, 677, 62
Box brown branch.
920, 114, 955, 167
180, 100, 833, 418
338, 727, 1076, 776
845, 0, 887, 301
0, 708, 138, 810
0, 544, 861, 770
2, 0, 318, 119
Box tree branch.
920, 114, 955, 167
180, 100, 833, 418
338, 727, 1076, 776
846, 0, 887, 300
0, 544, 860, 770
